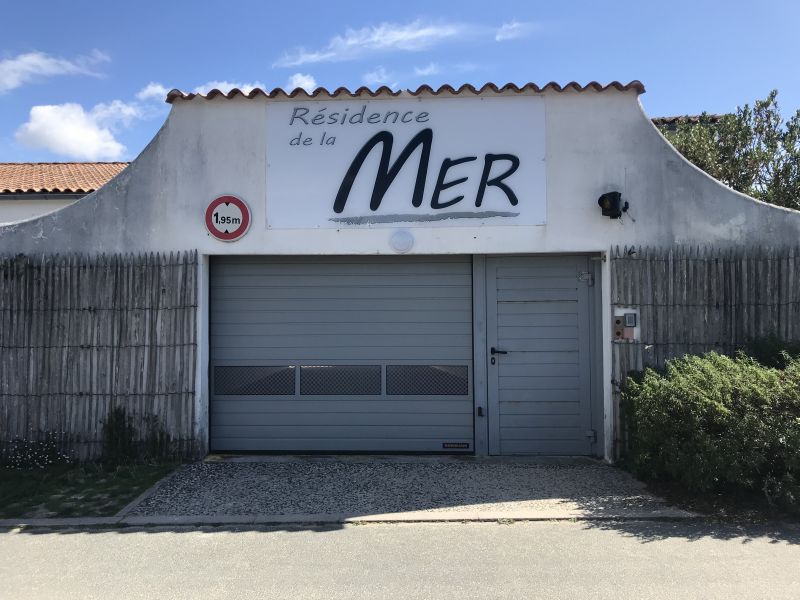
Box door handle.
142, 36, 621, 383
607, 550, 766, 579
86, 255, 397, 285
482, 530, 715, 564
490, 347, 508, 355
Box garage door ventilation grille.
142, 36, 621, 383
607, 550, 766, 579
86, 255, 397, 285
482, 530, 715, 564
213, 366, 295, 395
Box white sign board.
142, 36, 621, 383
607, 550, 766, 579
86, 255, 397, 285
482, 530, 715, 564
266, 97, 545, 228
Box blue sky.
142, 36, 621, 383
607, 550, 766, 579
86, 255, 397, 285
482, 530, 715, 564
1, 0, 798, 162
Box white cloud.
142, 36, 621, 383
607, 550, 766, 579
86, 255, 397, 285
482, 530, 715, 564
0, 50, 109, 93
414, 63, 440, 77
14, 77, 173, 160
14, 97, 148, 160
286, 73, 317, 91
362, 67, 398, 90
16, 103, 127, 160
495, 20, 538, 41
192, 80, 266, 95
91, 100, 142, 128
275, 20, 469, 67
136, 81, 169, 101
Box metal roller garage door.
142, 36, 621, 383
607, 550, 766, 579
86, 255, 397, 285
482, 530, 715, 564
209, 256, 474, 452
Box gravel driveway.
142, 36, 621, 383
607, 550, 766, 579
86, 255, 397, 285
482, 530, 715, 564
125, 456, 688, 519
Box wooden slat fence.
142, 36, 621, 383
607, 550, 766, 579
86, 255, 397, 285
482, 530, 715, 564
610, 245, 800, 456
0, 252, 198, 460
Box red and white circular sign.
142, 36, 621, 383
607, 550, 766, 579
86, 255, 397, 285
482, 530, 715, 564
205, 195, 251, 242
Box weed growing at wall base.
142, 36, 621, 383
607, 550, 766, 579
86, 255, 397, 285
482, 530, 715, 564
102, 406, 176, 466
0, 430, 73, 470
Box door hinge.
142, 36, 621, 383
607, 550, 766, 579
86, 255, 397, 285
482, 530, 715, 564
578, 271, 594, 286
585, 429, 597, 443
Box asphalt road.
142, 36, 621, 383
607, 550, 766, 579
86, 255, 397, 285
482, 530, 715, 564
1, 521, 798, 599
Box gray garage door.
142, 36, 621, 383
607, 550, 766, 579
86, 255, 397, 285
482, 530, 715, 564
210, 256, 474, 452
486, 256, 594, 455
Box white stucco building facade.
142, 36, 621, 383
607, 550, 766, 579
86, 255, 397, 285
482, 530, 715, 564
2, 81, 799, 459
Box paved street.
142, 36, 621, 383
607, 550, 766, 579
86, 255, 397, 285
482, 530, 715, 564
1, 521, 798, 599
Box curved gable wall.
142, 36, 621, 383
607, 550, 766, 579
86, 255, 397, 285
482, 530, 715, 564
1, 89, 798, 255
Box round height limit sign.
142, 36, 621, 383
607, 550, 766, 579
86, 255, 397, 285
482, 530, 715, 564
205, 195, 251, 241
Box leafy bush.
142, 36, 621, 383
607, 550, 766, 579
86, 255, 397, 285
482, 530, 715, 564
621, 352, 800, 511
0, 431, 73, 470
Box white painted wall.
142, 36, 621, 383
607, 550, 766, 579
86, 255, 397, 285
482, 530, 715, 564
0, 197, 78, 225
3, 88, 799, 459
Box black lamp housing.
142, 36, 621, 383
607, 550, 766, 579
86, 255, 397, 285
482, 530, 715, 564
598, 191, 629, 219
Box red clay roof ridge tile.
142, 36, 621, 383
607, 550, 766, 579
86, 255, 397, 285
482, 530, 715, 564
0, 162, 129, 166
166, 81, 645, 103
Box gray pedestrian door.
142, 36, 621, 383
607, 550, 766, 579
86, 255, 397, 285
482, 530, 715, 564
486, 256, 594, 455
210, 256, 474, 453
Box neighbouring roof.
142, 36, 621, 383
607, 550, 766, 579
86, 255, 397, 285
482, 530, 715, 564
0, 162, 128, 194
166, 81, 646, 103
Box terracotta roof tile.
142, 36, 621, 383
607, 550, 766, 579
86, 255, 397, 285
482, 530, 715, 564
166, 81, 646, 103
0, 162, 128, 194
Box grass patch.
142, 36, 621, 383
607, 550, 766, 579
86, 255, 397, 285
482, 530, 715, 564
0, 463, 176, 518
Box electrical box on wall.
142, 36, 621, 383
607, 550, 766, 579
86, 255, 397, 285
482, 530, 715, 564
613, 307, 640, 342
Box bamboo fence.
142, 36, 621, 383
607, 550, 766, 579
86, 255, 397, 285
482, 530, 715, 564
0, 252, 198, 459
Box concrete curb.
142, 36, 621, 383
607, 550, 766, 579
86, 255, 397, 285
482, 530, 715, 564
0, 517, 122, 528
114, 464, 188, 518
0, 508, 699, 529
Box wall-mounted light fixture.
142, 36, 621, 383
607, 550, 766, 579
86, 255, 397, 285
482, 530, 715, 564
389, 229, 414, 253
598, 191, 629, 219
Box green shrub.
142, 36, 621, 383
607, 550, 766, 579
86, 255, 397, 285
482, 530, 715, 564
621, 352, 800, 510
